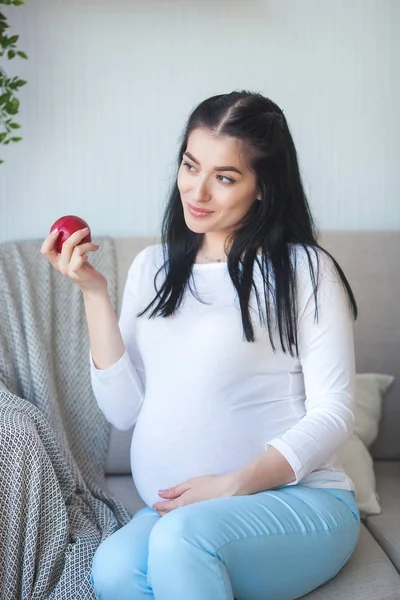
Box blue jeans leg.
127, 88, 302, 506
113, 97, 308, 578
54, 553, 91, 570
90, 506, 160, 599
91, 486, 360, 600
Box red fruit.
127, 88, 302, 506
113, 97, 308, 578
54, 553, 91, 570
50, 215, 92, 254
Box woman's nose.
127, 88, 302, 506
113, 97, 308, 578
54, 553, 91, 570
191, 178, 211, 203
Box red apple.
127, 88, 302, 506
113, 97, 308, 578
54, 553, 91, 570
50, 215, 92, 254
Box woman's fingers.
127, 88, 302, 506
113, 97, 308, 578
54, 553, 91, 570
72, 241, 99, 256
41, 227, 101, 284
59, 228, 91, 267
69, 243, 99, 274
40, 229, 61, 265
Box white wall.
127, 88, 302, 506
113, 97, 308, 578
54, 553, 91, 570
1, 0, 399, 243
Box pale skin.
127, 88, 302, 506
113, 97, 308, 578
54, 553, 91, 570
40, 127, 296, 518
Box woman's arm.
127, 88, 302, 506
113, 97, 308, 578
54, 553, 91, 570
226, 445, 296, 495
84, 290, 125, 369
88, 247, 149, 430
229, 250, 356, 493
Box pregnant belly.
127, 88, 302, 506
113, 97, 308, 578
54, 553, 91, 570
130, 403, 267, 508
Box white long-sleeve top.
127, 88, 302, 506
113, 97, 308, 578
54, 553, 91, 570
90, 243, 356, 508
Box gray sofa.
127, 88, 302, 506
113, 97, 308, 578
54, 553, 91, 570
104, 232, 400, 599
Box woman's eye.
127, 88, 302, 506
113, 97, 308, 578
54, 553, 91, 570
217, 175, 235, 184
182, 162, 235, 185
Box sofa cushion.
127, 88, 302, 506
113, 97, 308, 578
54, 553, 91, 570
103, 476, 400, 600
106, 427, 132, 474
319, 231, 400, 460
336, 433, 381, 517
106, 474, 145, 515
334, 372, 394, 517
365, 461, 400, 573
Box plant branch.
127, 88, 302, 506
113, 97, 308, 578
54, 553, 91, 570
0, 0, 28, 164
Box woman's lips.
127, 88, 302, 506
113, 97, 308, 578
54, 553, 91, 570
187, 203, 215, 218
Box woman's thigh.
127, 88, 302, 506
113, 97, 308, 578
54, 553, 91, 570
148, 486, 360, 600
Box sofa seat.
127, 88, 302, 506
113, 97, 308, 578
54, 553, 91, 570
365, 461, 400, 573
105, 475, 400, 599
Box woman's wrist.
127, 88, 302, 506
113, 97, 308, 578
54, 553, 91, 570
224, 447, 297, 497
82, 282, 108, 301
221, 470, 251, 497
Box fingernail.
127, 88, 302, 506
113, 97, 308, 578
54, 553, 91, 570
82, 227, 89, 232
159, 489, 168, 494
52, 228, 59, 234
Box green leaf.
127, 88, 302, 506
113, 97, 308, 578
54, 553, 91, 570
17, 50, 28, 59
8, 80, 26, 91
9, 79, 25, 90
0, 92, 10, 105
10, 136, 22, 142
0, 13, 7, 21
0, 132, 7, 142
9, 122, 20, 129
9, 34, 18, 44
7, 49, 15, 59
0, 160, 4, 165
5, 97, 19, 114
4, 140, 10, 145
13, 0, 26, 5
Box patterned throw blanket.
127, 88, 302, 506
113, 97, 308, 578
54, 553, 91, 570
0, 236, 130, 599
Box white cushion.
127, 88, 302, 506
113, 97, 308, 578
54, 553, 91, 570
336, 433, 381, 517
353, 373, 395, 448
336, 373, 394, 517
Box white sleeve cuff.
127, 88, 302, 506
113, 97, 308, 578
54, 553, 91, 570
89, 348, 131, 379
265, 438, 304, 486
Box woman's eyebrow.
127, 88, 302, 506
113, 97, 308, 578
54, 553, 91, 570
183, 151, 243, 175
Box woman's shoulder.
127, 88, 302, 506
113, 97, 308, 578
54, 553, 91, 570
128, 243, 165, 272
286, 244, 344, 310
124, 244, 166, 295
289, 243, 338, 279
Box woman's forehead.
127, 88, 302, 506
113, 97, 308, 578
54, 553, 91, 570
186, 129, 249, 171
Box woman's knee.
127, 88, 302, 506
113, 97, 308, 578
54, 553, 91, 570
90, 532, 142, 597
148, 503, 216, 559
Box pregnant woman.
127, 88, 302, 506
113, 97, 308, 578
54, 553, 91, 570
41, 90, 360, 600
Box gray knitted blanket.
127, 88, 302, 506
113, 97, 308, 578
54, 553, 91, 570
0, 236, 131, 600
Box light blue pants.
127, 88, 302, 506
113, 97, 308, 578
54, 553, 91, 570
90, 486, 360, 600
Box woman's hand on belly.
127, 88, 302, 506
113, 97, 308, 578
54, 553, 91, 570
152, 474, 235, 515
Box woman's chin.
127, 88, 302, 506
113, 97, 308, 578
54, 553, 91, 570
183, 216, 213, 233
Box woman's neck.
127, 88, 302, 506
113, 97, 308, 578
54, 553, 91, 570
199, 234, 230, 263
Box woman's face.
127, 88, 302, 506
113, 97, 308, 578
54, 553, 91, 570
177, 128, 261, 236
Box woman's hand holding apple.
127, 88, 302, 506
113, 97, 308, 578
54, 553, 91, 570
41, 219, 106, 294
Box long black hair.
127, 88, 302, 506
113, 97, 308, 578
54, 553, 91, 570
138, 90, 358, 357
